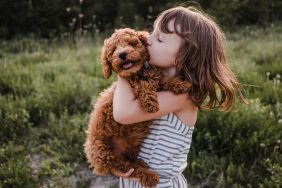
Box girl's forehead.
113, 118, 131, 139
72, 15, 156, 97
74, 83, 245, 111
154, 19, 177, 34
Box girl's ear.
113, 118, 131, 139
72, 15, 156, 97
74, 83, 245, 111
101, 40, 112, 79
137, 31, 149, 45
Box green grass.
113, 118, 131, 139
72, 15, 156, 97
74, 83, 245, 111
0, 37, 116, 187
0, 26, 281, 187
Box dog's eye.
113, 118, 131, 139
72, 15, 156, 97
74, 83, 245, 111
129, 39, 139, 46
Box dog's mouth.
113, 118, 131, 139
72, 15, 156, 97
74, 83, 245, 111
121, 61, 134, 70
121, 59, 139, 70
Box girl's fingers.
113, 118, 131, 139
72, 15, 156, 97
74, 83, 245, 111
112, 168, 140, 183
112, 168, 134, 178
122, 168, 135, 177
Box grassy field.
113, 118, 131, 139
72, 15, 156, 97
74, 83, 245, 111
0, 25, 281, 188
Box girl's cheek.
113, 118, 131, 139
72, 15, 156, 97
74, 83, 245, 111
148, 46, 155, 56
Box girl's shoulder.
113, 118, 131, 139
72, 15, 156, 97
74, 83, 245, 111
174, 97, 198, 127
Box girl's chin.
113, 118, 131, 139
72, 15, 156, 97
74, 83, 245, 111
148, 60, 155, 65
148, 61, 160, 67
161, 67, 177, 77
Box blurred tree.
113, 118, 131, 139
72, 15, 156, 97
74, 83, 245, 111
32, 0, 67, 37
82, 0, 118, 32
0, 0, 32, 38
0, 0, 282, 38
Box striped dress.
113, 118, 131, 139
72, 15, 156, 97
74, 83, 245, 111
120, 112, 194, 188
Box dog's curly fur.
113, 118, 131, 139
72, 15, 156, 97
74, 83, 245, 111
84, 28, 190, 187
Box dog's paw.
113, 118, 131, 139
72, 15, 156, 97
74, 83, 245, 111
142, 102, 159, 113
147, 104, 159, 113
139, 170, 159, 188
161, 77, 191, 94
172, 81, 191, 94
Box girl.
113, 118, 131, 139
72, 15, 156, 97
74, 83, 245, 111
112, 6, 245, 188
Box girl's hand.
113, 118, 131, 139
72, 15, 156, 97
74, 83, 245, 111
111, 168, 140, 182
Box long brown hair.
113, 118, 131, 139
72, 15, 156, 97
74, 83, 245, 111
155, 6, 246, 111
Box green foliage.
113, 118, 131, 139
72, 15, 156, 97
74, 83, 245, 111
0, 142, 36, 188
34, 112, 88, 164
186, 99, 281, 187
39, 157, 72, 179
0, 37, 113, 129
0, 96, 31, 143
0, 36, 116, 186
261, 158, 282, 187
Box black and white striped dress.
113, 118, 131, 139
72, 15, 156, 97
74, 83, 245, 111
120, 112, 194, 188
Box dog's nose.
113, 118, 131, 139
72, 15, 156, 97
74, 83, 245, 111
119, 52, 127, 60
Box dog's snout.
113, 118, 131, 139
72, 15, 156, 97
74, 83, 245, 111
119, 52, 127, 60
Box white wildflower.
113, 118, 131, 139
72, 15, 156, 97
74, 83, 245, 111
260, 143, 266, 147
266, 72, 270, 80
66, 7, 71, 12
148, 6, 153, 13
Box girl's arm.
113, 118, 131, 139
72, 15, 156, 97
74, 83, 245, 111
113, 76, 189, 124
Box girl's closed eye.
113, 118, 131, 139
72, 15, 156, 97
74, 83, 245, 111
156, 34, 163, 42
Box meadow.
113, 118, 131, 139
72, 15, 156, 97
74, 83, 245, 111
0, 24, 281, 187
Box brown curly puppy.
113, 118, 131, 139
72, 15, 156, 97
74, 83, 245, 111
84, 28, 190, 187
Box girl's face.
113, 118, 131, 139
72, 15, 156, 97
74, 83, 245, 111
147, 20, 183, 71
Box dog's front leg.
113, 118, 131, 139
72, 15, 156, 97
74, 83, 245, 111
160, 76, 191, 94
134, 80, 159, 113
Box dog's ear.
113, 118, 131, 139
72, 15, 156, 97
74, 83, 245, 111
101, 40, 112, 79
137, 31, 149, 45
137, 31, 150, 61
